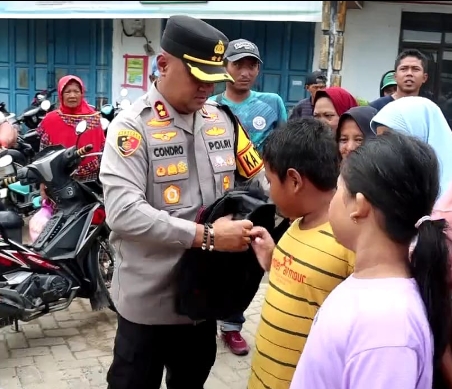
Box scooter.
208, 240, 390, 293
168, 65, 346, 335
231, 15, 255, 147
19, 99, 54, 155
0, 124, 114, 329
3, 105, 109, 217
100, 88, 132, 132
0, 111, 41, 216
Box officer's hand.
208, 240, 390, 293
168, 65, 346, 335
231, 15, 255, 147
0, 122, 17, 148
249, 226, 275, 271
212, 215, 253, 252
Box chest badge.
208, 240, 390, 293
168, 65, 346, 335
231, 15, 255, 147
205, 127, 225, 136
152, 131, 178, 141
223, 176, 230, 190
154, 101, 170, 119
163, 185, 181, 205
147, 118, 171, 127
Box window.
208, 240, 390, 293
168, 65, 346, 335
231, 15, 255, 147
400, 12, 452, 127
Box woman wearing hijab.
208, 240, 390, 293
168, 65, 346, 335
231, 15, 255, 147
371, 96, 452, 198
313, 87, 358, 133
37, 75, 105, 183
336, 106, 378, 160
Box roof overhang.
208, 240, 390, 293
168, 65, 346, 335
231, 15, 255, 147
0, 1, 323, 21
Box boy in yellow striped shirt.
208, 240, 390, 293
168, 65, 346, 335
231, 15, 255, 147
249, 118, 355, 389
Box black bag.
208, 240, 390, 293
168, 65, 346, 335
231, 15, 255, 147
174, 188, 276, 321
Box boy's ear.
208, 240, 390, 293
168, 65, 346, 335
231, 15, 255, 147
286, 168, 303, 192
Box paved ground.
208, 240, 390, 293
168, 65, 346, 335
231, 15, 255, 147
0, 283, 268, 389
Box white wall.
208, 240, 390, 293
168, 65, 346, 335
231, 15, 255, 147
312, 1, 452, 102
111, 19, 163, 103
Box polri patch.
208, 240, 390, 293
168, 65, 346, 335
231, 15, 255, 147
116, 129, 142, 158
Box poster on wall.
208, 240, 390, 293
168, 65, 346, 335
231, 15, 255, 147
122, 54, 149, 91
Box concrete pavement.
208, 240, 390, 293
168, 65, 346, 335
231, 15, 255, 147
0, 283, 268, 389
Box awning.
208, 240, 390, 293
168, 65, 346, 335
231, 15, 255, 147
0, 1, 323, 22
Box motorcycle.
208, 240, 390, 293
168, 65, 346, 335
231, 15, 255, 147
18, 99, 55, 155
0, 123, 115, 329
1, 105, 109, 217
18, 89, 57, 132
100, 88, 131, 132
0, 100, 44, 157
0, 110, 40, 216
0, 106, 41, 213
31, 88, 57, 107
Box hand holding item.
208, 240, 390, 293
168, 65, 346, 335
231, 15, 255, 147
249, 226, 275, 271
212, 215, 253, 252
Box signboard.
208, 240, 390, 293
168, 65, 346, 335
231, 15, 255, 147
0, 1, 322, 21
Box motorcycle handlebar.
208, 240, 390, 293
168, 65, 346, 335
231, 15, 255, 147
81, 152, 103, 158
76, 144, 93, 157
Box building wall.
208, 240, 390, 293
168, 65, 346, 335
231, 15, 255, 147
111, 18, 316, 107
311, 1, 452, 102
111, 19, 162, 104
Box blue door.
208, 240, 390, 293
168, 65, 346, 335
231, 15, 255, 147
205, 20, 315, 111
0, 19, 112, 118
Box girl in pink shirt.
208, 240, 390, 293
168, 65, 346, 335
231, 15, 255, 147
290, 131, 451, 389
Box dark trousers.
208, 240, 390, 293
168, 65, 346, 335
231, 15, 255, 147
107, 315, 217, 389
220, 312, 246, 332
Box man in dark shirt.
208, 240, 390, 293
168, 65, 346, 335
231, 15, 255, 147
289, 70, 327, 119
370, 49, 428, 112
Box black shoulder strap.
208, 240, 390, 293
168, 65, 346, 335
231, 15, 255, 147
215, 103, 240, 152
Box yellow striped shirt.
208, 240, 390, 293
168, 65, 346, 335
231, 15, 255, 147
248, 220, 355, 389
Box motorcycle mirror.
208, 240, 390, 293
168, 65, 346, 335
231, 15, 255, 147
0, 112, 5, 125
0, 154, 13, 168
119, 99, 131, 110
120, 88, 129, 98
40, 100, 51, 111
75, 120, 87, 135
100, 117, 110, 131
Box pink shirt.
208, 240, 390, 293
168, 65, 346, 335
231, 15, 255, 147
290, 276, 433, 389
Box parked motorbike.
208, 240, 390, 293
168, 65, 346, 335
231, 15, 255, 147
18, 97, 56, 132
18, 99, 55, 156
100, 88, 131, 132
0, 96, 52, 215
0, 111, 40, 216
0, 100, 44, 157
0, 124, 115, 329
31, 88, 57, 107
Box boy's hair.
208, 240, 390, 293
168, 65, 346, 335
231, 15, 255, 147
261, 118, 339, 191
395, 49, 428, 72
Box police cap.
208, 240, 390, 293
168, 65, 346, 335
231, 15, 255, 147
161, 15, 234, 83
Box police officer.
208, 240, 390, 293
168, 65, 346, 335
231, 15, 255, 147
100, 15, 268, 389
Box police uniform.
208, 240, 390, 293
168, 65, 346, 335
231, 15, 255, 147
100, 15, 268, 389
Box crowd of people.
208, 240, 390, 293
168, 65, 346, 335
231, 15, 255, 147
0, 13, 450, 389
